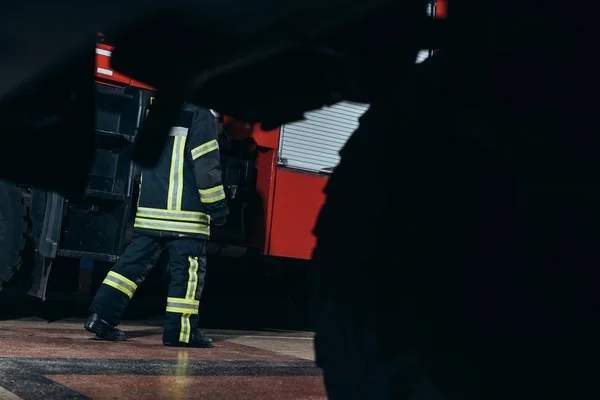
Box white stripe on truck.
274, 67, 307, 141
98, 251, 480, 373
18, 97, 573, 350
95, 48, 112, 57
96, 67, 113, 76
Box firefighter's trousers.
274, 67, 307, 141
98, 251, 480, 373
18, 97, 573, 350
90, 232, 207, 343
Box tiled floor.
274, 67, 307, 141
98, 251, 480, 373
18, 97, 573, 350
0, 318, 325, 399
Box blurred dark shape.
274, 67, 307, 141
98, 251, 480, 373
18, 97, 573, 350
0, 0, 441, 193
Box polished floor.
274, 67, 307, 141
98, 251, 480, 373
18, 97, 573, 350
0, 317, 325, 399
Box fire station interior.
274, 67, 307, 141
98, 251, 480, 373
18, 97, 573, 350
1, 1, 594, 399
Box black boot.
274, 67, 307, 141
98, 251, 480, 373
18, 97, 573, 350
84, 313, 126, 341
164, 331, 213, 348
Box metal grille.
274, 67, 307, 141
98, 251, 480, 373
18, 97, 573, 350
415, 49, 431, 63
278, 101, 370, 173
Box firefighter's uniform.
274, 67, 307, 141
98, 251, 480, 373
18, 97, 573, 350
85, 103, 228, 347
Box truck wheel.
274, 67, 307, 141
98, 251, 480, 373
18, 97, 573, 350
310, 104, 399, 399
310, 99, 446, 399
311, 43, 594, 399
0, 180, 27, 284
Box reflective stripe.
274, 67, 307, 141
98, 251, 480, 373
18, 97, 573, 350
179, 314, 191, 343
178, 257, 200, 343
199, 185, 226, 203
166, 297, 199, 315
167, 307, 199, 314
167, 297, 199, 306
167, 136, 186, 210
134, 218, 209, 235
96, 48, 112, 57
102, 271, 137, 298
185, 257, 199, 301
136, 207, 209, 223
137, 207, 209, 223
145, 97, 155, 119
191, 139, 219, 160
97, 67, 113, 76
175, 137, 185, 210
169, 127, 189, 137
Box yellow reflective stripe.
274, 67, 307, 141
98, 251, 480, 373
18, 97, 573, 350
167, 297, 199, 306
167, 136, 186, 210
167, 307, 196, 315
191, 139, 219, 160
136, 207, 209, 223
134, 218, 209, 235
198, 185, 226, 203
175, 137, 185, 210
175, 257, 200, 343
185, 256, 199, 301
145, 96, 155, 119
167, 306, 199, 314
102, 271, 137, 299
179, 314, 191, 343
167, 297, 199, 315
167, 138, 177, 209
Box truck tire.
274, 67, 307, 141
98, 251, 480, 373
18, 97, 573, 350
310, 100, 444, 399
311, 31, 596, 400
0, 180, 27, 284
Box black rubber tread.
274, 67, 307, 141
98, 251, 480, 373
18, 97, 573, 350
0, 180, 27, 284
310, 102, 423, 399
311, 29, 598, 400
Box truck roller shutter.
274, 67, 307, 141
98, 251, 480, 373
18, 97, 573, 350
278, 101, 370, 174
415, 49, 431, 64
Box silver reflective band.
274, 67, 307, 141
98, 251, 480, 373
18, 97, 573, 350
135, 218, 210, 235
166, 301, 198, 311
200, 187, 225, 200
136, 208, 208, 222
168, 136, 184, 210
186, 257, 198, 300
169, 126, 189, 137
181, 317, 190, 342
191, 140, 219, 159
104, 275, 136, 294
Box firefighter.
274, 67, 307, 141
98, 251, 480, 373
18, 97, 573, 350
84, 102, 228, 348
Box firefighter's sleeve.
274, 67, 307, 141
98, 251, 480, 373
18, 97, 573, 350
187, 107, 229, 220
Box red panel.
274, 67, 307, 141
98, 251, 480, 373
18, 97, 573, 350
268, 169, 327, 260
432, 0, 447, 55
225, 117, 255, 141
437, 0, 447, 18
130, 78, 157, 91
95, 44, 130, 86
250, 149, 278, 253
95, 43, 156, 91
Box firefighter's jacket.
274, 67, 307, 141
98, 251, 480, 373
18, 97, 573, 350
134, 103, 229, 239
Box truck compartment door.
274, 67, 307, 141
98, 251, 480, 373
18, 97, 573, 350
56, 84, 153, 262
